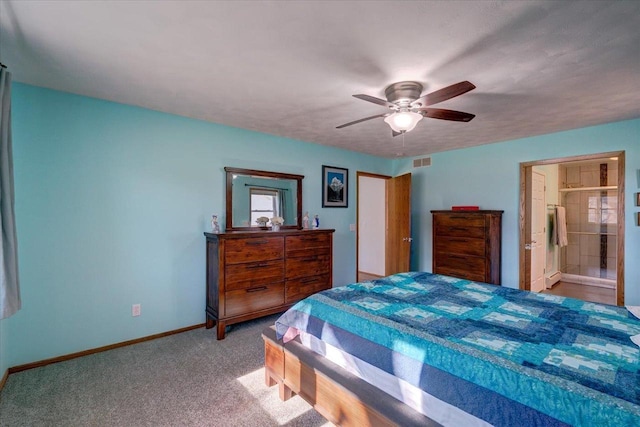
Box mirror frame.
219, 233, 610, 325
225, 166, 304, 231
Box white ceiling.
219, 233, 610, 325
1, 1, 639, 158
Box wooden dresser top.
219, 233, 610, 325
204, 229, 335, 240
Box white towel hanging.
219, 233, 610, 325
554, 206, 568, 247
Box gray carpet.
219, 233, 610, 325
0, 315, 333, 427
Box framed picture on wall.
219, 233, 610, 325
322, 165, 348, 208
636, 192, 640, 206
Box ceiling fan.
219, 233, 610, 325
337, 80, 476, 136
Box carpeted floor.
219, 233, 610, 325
0, 315, 333, 427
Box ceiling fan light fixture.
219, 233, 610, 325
337, 80, 475, 132
384, 111, 423, 133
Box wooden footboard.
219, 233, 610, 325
262, 326, 439, 427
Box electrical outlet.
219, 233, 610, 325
132, 304, 141, 317
349, 224, 356, 232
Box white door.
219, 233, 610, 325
531, 170, 546, 292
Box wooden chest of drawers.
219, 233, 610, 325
431, 210, 503, 285
204, 229, 334, 339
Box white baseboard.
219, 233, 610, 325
545, 272, 562, 289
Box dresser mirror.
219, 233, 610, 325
225, 167, 304, 231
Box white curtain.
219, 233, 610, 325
0, 67, 20, 319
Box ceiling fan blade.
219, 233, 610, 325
419, 108, 475, 122
411, 81, 476, 107
392, 130, 403, 137
336, 113, 388, 129
353, 94, 396, 109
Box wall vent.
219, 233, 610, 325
413, 157, 431, 168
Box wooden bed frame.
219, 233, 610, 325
262, 326, 440, 427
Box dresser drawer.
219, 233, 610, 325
434, 266, 486, 283
434, 213, 485, 228
225, 237, 284, 264
225, 259, 284, 286
285, 274, 331, 304
434, 214, 486, 238
225, 282, 285, 317
286, 233, 331, 257
435, 254, 486, 279
286, 254, 331, 279
287, 245, 331, 260
435, 237, 485, 257
434, 224, 485, 239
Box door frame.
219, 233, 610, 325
518, 151, 625, 305
530, 168, 546, 293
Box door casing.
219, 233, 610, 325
356, 172, 412, 281
519, 151, 625, 305
530, 170, 546, 293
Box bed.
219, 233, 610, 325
262, 272, 640, 426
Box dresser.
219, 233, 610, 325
431, 210, 503, 285
204, 229, 334, 339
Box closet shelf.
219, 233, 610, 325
566, 231, 617, 236
558, 186, 617, 192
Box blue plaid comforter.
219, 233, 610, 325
275, 272, 640, 427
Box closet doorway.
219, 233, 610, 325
356, 172, 412, 282
519, 151, 625, 306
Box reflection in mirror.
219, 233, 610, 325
225, 167, 303, 231
233, 175, 296, 226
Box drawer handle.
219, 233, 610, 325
247, 263, 269, 269
246, 286, 268, 293
451, 227, 472, 233
300, 277, 320, 284
298, 256, 318, 262
247, 240, 269, 245
448, 255, 471, 260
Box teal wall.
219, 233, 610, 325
1, 82, 638, 372
394, 118, 640, 303
3, 83, 391, 368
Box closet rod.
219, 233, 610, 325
567, 231, 616, 236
